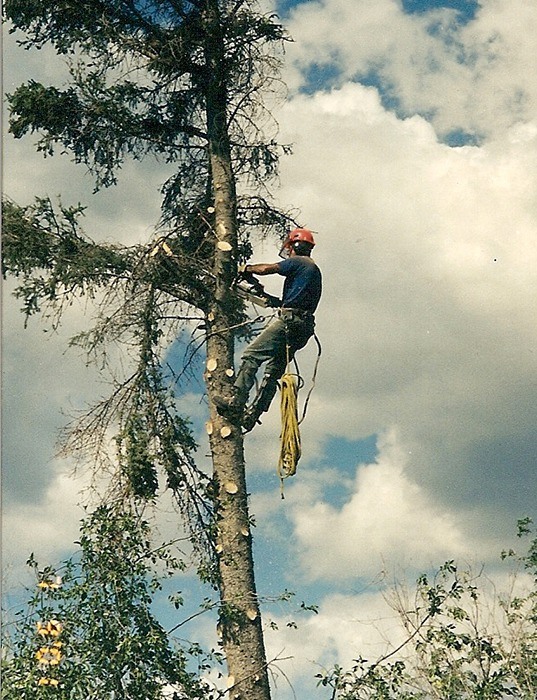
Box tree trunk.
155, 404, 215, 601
203, 3, 271, 699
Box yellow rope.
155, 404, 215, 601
278, 373, 301, 498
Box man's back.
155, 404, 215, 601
278, 255, 322, 312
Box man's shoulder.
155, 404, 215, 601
279, 256, 318, 272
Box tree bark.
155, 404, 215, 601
203, 2, 271, 699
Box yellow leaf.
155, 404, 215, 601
38, 676, 60, 686
48, 620, 62, 636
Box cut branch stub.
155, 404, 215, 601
224, 481, 238, 494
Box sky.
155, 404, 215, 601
2, 0, 537, 697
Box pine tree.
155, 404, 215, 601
3, 2, 294, 698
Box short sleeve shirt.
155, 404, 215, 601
277, 256, 322, 312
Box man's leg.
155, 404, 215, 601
242, 351, 288, 430
242, 316, 315, 430
213, 318, 286, 417
241, 317, 304, 430
234, 318, 287, 402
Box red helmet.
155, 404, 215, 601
287, 228, 315, 247
280, 228, 316, 258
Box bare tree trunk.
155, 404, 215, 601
203, 2, 271, 699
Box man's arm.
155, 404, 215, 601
243, 262, 281, 276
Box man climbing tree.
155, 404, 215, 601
214, 228, 322, 431
3, 1, 296, 698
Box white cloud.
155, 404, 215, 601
289, 429, 479, 580
2, 470, 86, 578
263, 588, 406, 700
273, 80, 536, 524
283, 0, 537, 139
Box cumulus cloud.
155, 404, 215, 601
283, 0, 537, 140
2, 470, 86, 578
263, 587, 408, 700
2, 278, 105, 504
274, 80, 537, 527
289, 429, 482, 580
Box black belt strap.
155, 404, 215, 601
280, 307, 314, 318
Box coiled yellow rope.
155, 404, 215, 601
278, 373, 301, 497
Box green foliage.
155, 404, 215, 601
323, 523, 537, 699
3, 3, 297, 695
2, 197, 131, 323
2, 195, 216, 330
1, 504, 219, 699
3, 193, 218, 581
122, 412, 160, 499
62, 283, 218, 583
5, 0, 293, 236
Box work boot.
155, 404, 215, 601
242, 407, 262, 433
212, 393, 244, 419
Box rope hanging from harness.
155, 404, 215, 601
276, 310, 322, 497
278, 372, 301, 498
277, 331, 322, 497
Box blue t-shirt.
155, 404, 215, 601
277, 256, 322, 312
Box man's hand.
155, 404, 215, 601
265, 294, 282, 308
237, 263, 250, 279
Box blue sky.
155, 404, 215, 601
3, 0, 537, 697
278, 0, 480, 19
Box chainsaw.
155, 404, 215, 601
234, 271, 281, 308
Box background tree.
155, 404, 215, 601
318, 519, 537, 700
3, 1, 295, 698
1, 504, 221, 700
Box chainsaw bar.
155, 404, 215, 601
234, 278, 280, 308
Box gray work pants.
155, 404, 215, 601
235, 309, 315, 416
